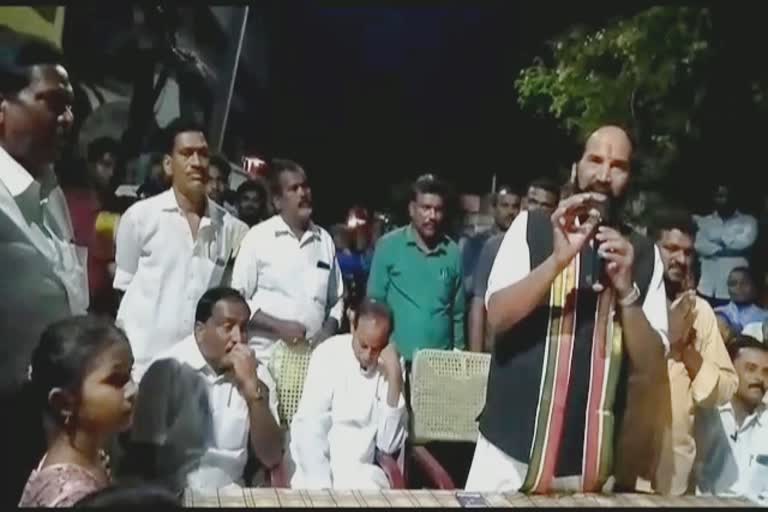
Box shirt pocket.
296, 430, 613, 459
199, 237, 228, 288
309, 265, 331, 306
211, 389, 249, 451
51, 238, 89, 313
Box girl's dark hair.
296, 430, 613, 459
29, 315, 130, 425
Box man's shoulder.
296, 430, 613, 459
240, 215, 278, 242
483, 232, 506, 251
372, 226, 407, 255
441, 234, 461, 256
121, 191, 168, 220
379, 226, 408, 245
311, 223, 336, 248
314, 333, 352, 357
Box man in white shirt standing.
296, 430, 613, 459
0, 28, 86, 506
113, 118, 249, 381
695, 183, 758, 308
290, 298, 407, 489
126, 287, 282, 491
694, 335, 768, 501
232, 158, 343, 363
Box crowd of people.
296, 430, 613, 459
2, 26, 768, 507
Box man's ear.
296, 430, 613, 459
408, 200, 416, 218
194, 320, 205, 339
272, 194, 281, 213
163, 154, 173, 178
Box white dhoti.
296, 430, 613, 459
465, 433, 614, 493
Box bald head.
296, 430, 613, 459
586, 125, 633, 154
573, 125, 633, 200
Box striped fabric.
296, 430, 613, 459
520, 253, 623, 493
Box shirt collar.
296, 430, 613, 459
175, 334, 213, 374
405, 224, 447, 255
157, 188, 224, 227
0, 145, 58, 200
718, 401, 767, 427
273, 214, 320, 243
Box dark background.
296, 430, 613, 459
62, 3, 766, 227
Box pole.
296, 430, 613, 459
217, 5, 249, 152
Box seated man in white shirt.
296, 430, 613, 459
289, 298, 407, 490
113, 118, 249, 381
694, 335, 768, 499
125, 287, 282, 491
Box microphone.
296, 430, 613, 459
584, 197, 613, 290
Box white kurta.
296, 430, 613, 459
289, 334, 406, 490
113, 189, 248, 380
231, 215, 344, 365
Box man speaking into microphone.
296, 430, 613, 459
465, 125, 670, 493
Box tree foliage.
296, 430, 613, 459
515, 6, 718, 183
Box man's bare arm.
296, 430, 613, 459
468, 297, 487, 352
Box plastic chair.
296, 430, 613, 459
265, 339, 405, 489
408, 349, 491, 489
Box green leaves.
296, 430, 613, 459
515, 6, 722, 182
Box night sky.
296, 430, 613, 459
64, 3, 765, 226
257, 3, 659, 224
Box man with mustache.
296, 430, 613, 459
649, 208, 737, 495
462, 185, 521, 298
469, 178, 560, 352
232, 158, 343, 364
466, 126, 669, 493
113, 117, 249, 381
367, 174, 465, 374
694, 335, 768, 499
0, 28, 84, 506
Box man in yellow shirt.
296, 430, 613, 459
650, 208, 738, 495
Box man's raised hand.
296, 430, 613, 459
551, 192, 606, 269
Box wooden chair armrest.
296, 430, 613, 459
411, 446, 455, 489
376, 450, 406, 489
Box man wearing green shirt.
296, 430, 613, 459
367, 174, 465, 364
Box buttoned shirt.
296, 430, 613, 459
695, 402, 768, 499
231, 215, 344, 363
130, 335, 279, 490
367, 225, 465, 361
715, 302, 768, 334
289, 334, 407, 489
0, 146, 87, 391
742, 321, 768, 342
655, 297, 738, 495
113, 189, 249, 380
695, 211, 758, 300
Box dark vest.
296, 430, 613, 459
477, 209, 656, 476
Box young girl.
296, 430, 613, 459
19, 315, 136, 507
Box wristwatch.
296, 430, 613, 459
618, 282, 641, 307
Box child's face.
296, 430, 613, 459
728, 270, 756, 305
78, 341, 136, 434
